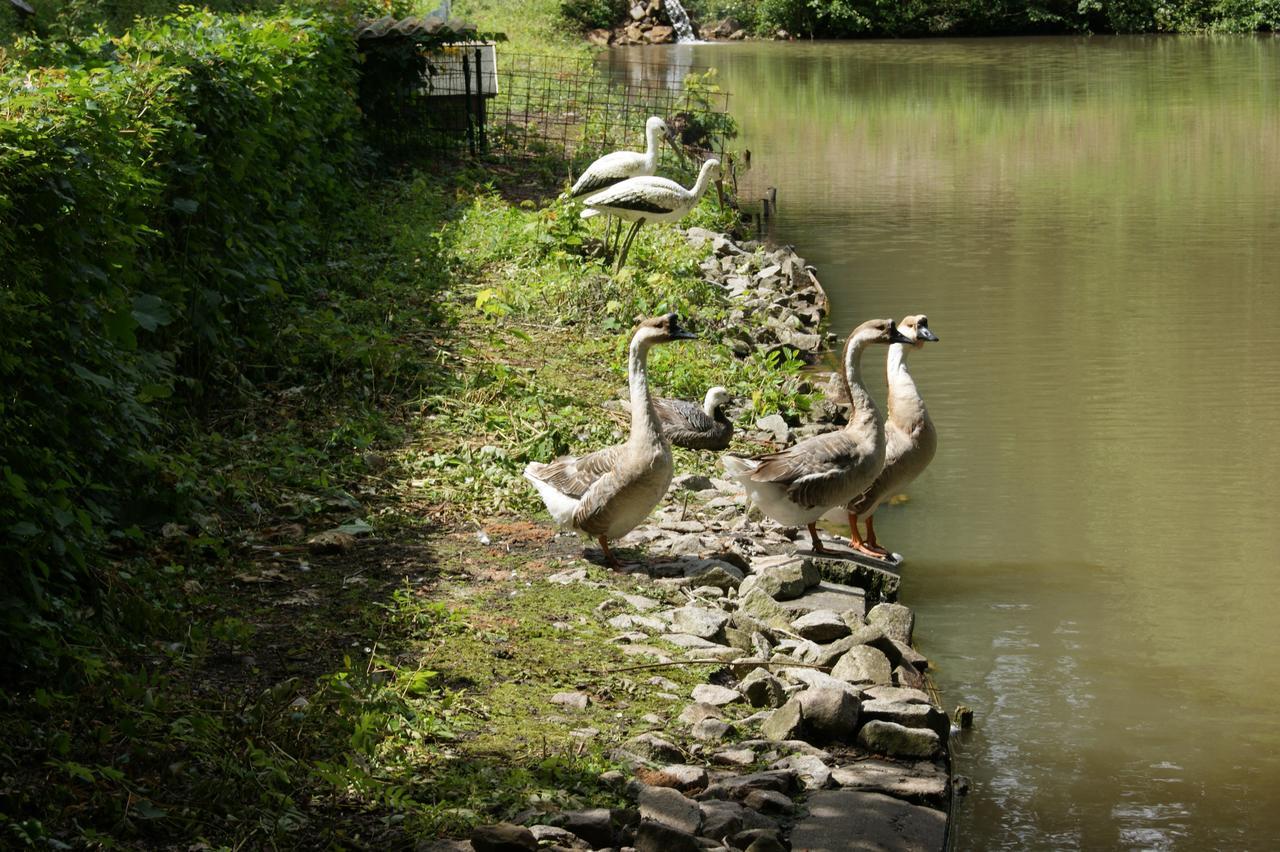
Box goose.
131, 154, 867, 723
581, 158, 721, 272
722, 318, 910, 556
625, 386, 734, 451
841, 314, 939, 557
524, 314, 696, 566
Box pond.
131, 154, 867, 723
604, 36, 1280, 849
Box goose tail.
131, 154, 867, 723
524, 463, 581, 527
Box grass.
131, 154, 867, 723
0, 145, 822, 847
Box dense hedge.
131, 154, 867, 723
0, 9, 362, 671
691, 0, 1280, 34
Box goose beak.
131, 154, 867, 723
889, 325, 912, 344
671, 328, 698, 341
917, 327, 939, 342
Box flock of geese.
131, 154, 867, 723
525, 117, 940, 568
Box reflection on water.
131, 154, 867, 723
605, 38, 1280, 848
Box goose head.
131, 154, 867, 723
848, 317, 912, 351
634, 313, 698, 348
704, 385, 733, 414
897, 314, 940, 348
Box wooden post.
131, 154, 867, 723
474, 47, 487, 153
462, 51, 475, 156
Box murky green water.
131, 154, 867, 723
606, 37, 1280, 848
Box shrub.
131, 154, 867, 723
0, 8, 362, 673
560, 0, 626, 30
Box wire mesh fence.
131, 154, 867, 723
367, 46, 734, 180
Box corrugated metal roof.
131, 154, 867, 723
355, 16, 479, 42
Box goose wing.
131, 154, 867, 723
527, 444, 624, 498
748, 431, 865, 509
652, 397, 731, 451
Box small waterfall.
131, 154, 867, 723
662, 0, 698, 43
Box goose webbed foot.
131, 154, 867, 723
806, 523, 828, 553
597, 535, 621, 568
861, 515, 891, 557
846, 512, 889, 558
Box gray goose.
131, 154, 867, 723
843, 314, 939, 556
622, 386, 734, 451
524, 314, 696, 566
722, 318, 910, 555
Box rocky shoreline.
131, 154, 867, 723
428, 228, 956, 851
589, 1, 790, 46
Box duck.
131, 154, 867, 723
722, 318, 910, 556
524, 314, 696, 566
581, 158, 721, 271
841, 314, 939, 557
634, 386, 734, 451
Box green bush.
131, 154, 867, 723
560, 0, 626, 30
0, 8, 361, 673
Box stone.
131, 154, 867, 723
742, 833, 787, 852
803, 625, 886, 668
691, 718, 734, 741
738, 589, 795, 630
830, 758, 948, 803
889, 637, 929, 670
528, 824, 590, 848
770, 753, 831, 790
893, 664, 927, 690
755, 413, 791, 443
743, 789, 795, 816
863, 685, 933, 705
805, 553, 901, 606
627, 733, 684, 762
830, 645, 893, 686
796, 686, 860, 740
699, 770, 797, 802
585, 27, 611, 46
678, 702, 724, 726
471, 822, 536, 851
790, 609, 850, 643
650, 764, 708, 792
780, 667, 862, 697
682, 561, 745, 592
672, 606, 731, 640
639, 785, 702, 834
307, 529, 356, 554
699, 799, 749, 840
692, 684, 743, 706
777, 581, 866, 620
746, 554, 819, 600
788, 790, 946, 851
635, 819, 701, 852
759, 698, 804, 741
856, 720, 942, 758
660, 633, 721, 650
608, 613, 665, 632
620, 593, 661, 612
646, 24, 675, 43
712, 747, 757, 766
866, 602, 914, 644
553, 808, 614, 848
860, 700, 950, 741
739, 668, 786, 708
683, 644, 741, 662
547, 567, 590, 585
550, 691, 589, 710
673, 473, 715, 492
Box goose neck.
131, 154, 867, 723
843, 336, 882, 430
886, 343, 925, 425
628, 337, 662, 444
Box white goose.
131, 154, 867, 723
722, 318, 910, 555
840, 314, 939, 557
524, 314, 696, 566
581, 158, 721, 272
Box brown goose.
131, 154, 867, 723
722, 318, 910, 555
524, 314, 696, 566
622, 386, 733, 451
843, 314, 939, 556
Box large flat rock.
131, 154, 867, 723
788, 789, 946, 851
800, 546, 902, 606
777, 581, 867, 622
